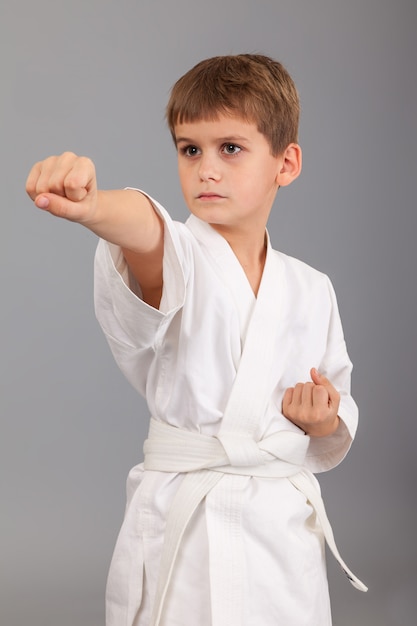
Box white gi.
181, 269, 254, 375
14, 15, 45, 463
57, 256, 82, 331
94, 193, 366, 626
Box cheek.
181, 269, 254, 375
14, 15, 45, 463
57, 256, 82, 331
236, 175, 263, 198
177, 168, 190, 192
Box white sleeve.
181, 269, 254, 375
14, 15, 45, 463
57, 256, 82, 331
306, 276, 359, 473
93, 192, 188, 397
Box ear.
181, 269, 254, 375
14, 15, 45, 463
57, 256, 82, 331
275, 143, 302, 187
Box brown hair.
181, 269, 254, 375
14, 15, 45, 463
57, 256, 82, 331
166, 54, 300, 156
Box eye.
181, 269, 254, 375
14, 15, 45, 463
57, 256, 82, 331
221, 143, 241, 155
180, 145, 200, 157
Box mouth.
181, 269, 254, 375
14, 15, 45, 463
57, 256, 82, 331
197, 192, 225, 201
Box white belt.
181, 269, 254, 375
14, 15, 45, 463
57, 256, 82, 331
144, 418, 367, 625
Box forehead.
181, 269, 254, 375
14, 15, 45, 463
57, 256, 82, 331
174, 114, 261, 142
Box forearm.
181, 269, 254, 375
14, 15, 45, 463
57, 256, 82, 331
91, 190, 164, 307
87, 189, 163, 254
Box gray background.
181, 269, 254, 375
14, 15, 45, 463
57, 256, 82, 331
1, 0, 416, 624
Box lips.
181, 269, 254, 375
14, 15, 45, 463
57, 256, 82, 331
197, 192, 225, 200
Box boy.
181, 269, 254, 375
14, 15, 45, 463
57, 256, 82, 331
26, 54, 366, 626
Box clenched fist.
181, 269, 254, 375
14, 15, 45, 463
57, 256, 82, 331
26, 151, 98, 224
282, 368, 341, 437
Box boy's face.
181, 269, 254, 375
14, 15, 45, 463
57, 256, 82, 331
174, 114, 287, 235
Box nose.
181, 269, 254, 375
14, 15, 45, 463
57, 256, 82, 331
198, 153, 221, 182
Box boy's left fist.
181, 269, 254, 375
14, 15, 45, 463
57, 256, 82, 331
282, 368, 340, 437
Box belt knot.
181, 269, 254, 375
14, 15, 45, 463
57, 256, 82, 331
216, 432, 264, 467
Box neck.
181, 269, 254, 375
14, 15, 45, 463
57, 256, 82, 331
212, 225, 268, 296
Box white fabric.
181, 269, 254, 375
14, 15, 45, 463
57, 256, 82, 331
94, 192, 363, 625
145, 419, 366, 625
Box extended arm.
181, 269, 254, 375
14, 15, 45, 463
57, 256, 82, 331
26, 152, 164, 307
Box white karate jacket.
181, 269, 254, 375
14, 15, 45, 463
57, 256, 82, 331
94, 194, 363, 626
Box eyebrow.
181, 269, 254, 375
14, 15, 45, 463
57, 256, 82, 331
175, 135, 251, 144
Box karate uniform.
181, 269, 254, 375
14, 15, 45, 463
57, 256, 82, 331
94, 193, 363, 626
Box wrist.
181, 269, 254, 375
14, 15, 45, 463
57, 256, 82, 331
308, 415, 341, 438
